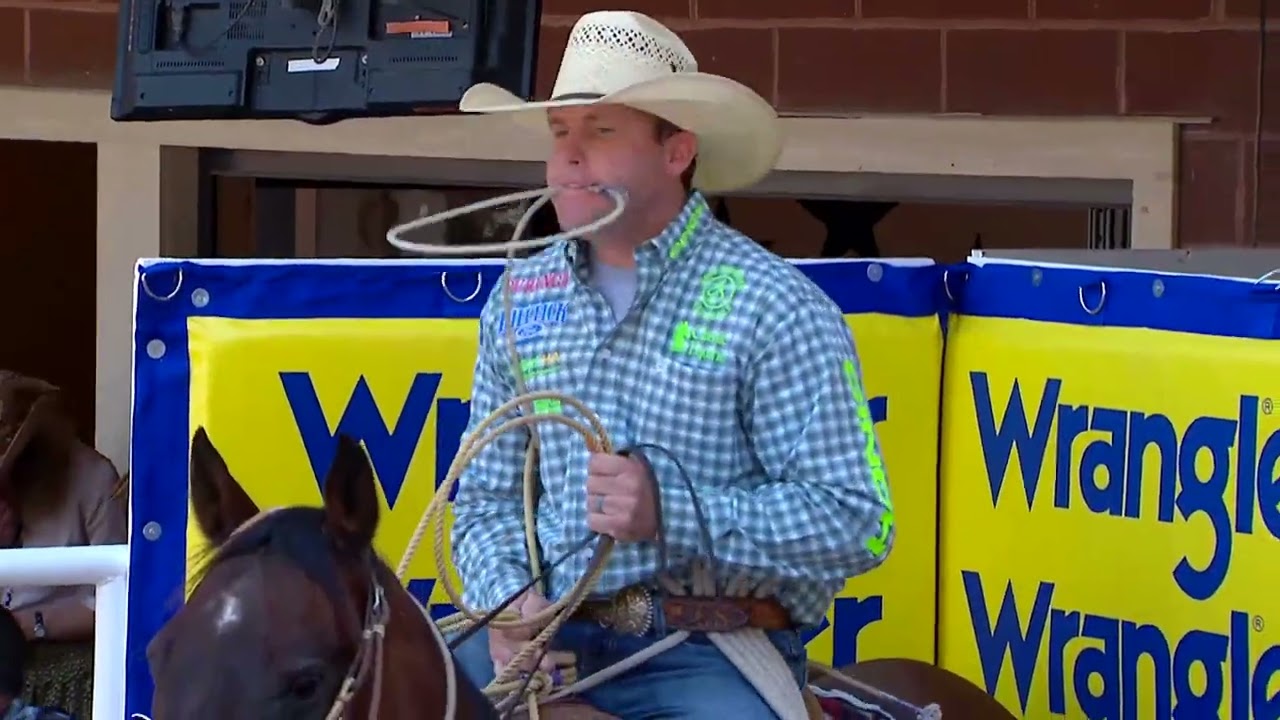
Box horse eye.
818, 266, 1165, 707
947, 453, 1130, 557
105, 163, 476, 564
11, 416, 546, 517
284, 670, 323, 700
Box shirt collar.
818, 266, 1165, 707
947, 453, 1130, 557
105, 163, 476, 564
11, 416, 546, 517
562, 192, 711, 276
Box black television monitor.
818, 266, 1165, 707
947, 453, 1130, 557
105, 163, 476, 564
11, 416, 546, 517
110, 0, 540, 123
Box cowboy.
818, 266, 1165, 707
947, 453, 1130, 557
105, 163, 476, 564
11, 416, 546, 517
449, 10, 895, 717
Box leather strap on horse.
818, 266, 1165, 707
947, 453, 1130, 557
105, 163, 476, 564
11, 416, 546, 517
325, 577, 391, 720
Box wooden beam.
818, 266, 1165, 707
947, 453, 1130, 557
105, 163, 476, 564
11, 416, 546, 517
3, 85, 1177, 248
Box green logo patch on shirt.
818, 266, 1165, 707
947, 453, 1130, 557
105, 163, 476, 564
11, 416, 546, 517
694, 265, 746, 321
520, 352, 563, 381
668, 321, 730, 364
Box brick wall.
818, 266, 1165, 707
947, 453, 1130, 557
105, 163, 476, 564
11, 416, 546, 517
1, 0, 1274, 245
537, 0, 1277, 246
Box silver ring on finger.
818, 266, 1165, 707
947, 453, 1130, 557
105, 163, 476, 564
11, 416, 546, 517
593, 494, 606, 514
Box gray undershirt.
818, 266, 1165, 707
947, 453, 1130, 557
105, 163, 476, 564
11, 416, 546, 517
588, 254, 639, 322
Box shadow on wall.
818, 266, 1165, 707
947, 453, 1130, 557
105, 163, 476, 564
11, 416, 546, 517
0, 140, 98, 443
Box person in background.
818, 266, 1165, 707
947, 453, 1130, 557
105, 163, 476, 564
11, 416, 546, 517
0, 608, 74, 720
0, 371, 126, 719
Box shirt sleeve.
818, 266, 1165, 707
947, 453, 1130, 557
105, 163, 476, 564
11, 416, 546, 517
449, 287, 536, 610
652, 298, 895, 583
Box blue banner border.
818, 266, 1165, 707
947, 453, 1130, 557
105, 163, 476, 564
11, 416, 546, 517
125, 258, 942, 716
954, 261, 1280, 341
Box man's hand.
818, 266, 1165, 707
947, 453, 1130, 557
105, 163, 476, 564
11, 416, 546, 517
489, 591, 555, 674
585, 453, 657, 542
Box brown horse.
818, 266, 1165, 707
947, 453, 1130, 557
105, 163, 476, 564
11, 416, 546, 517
147, 428, 1012, 720
146, 428, 503, 719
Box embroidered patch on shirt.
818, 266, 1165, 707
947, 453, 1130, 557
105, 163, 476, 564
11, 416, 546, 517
509, 271, 570, 294
694, 265, 747, 321
520, 352, 564, 381
668, 320, 731, 365
494, 300, 570, 342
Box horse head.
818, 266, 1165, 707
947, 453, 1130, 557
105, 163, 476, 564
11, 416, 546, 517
146, 428, 496, 719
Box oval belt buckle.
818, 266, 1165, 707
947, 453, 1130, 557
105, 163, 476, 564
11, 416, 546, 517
609, 585, 654, 636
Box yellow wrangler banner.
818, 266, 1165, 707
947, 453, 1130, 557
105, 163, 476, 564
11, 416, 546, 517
125, 257, 943, 719
938, 260, 1280, 720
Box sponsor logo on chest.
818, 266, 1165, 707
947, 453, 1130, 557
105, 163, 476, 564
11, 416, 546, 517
509, 271, 570, 294
495, 300, 570, 342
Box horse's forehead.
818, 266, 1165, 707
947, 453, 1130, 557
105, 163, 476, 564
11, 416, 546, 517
211, 586, 246, 635
192, 555, 337, 637
193, 505, 286, 634
197, 563, 265, 635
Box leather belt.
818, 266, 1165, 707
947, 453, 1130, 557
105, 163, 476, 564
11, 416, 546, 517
574, 585, 794, 635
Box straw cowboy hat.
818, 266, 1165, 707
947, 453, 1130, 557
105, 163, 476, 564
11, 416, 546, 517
458, 10, 782, 193
0, 371, 61, 481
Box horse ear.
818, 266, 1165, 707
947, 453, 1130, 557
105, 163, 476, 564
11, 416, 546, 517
321, 435, 379, 549
189, 427, 260, 547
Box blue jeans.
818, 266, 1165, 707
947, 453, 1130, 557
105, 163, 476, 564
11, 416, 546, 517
450, 619, 808, 718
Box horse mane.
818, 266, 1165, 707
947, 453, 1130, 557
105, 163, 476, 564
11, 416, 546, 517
192, 506, 355, 607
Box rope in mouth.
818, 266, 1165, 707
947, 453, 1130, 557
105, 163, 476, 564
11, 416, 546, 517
386, 186, 632, 718
385, 185, 627, 258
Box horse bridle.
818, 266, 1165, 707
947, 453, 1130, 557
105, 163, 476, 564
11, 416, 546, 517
324, 573, 392, 720
317, 535, 607, 720
324, 567, 462, 720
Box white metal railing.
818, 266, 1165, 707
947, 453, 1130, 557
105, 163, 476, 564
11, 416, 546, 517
0, 544, 129, 720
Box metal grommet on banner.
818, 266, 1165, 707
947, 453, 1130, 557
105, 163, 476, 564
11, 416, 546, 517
140, 266, 184, 302
441, 271, 483, 303
1079, 280, 1107, 316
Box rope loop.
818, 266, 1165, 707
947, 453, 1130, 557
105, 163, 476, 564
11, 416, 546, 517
388, 187, 628, 712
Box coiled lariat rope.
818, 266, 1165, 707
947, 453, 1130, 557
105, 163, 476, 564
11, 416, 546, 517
384, 187, 825, 720
387, 186, 628, 717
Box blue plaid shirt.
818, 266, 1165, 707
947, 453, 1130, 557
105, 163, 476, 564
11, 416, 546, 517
451, 193, 894, 626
